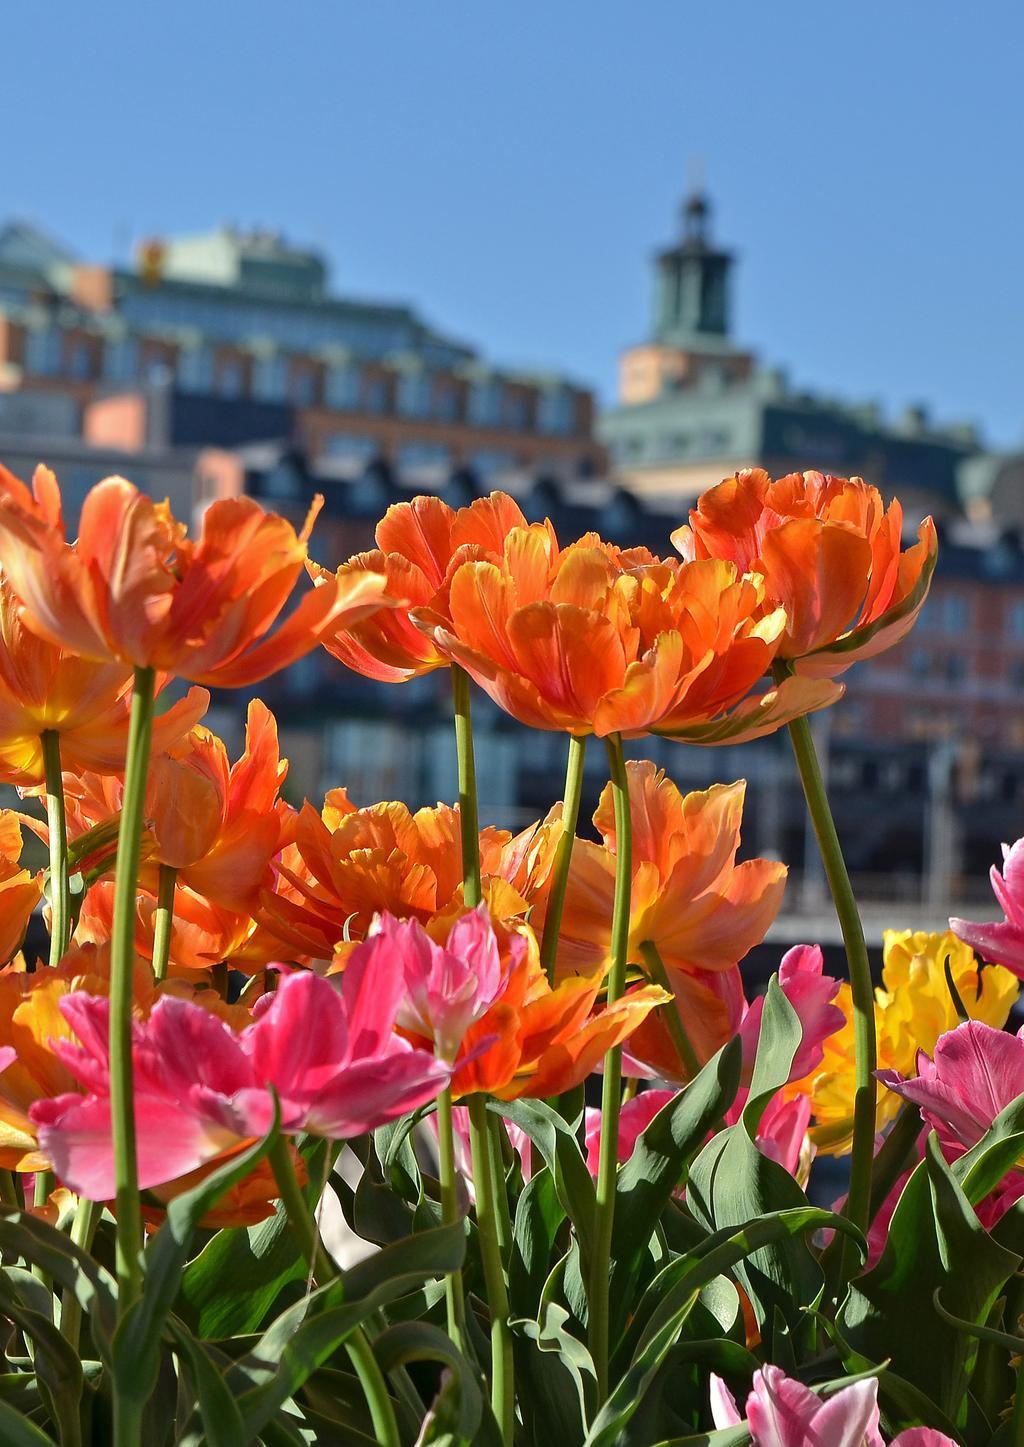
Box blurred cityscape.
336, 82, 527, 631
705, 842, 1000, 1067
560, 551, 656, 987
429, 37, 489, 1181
1, 190, 1021, 950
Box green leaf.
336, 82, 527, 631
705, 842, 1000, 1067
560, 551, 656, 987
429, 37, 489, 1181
166, 1317, 248, 1447
375, 1321, 496, 1447
512, 1303, 597, 1446
585, 1207, 854, 1447
841, 1132, 1020, 1422
0, 1273, 84, 1446
0, 1398, 61, 1446
686, 985, 821, 1357
112, 1110, 281, 1415
229, 1221, 467, 1438
509, 1168, 565, 1317
491, 1098, 596, 1268
951, 1091, 1024, 1206
0, 1209, 117, 1363
180, 1138, 331, 1337
609, 1040, 741, 1336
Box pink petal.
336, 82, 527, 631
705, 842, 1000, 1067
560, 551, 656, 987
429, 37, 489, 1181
303, 1045, 449, 1138
748, 1364, 824, 1446
949, 916, 1024, 977
709, 1372, 742, 1428
143, 995, 256, 1099
890, 1431, 959, 1446
243, 971, 351, 1092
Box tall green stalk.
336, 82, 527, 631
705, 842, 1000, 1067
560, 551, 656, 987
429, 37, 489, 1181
41, 730, 70, 967
588, 733, 633, 1398
639, 939, 701, 1080
468, 1095, 514, 1446
539, 732, 587, 982
268, 1137, 401, 1447
150, 864, 177, 983
778, 678, 875, 1257
436, 1086, 467, 1351
451, 664, 482, 908
450, 664, 513, 1441
108, 666, 156, 1318
60, 1197, 102, 1352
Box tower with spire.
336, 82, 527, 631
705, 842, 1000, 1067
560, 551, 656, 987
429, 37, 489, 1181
652, 187, 733, 343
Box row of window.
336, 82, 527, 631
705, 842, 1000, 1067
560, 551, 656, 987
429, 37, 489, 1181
322, 434, 522, 480
612, 426, 734, 463
20, 325, 582, 434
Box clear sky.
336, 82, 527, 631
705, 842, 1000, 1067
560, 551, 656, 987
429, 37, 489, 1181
6, 2, 1023, 445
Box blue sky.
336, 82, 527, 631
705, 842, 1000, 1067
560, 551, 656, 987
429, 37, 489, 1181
6, 2, 1023, 444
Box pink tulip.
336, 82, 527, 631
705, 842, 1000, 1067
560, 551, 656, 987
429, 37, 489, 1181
710, 1365, 956, 1445
739, 945, 844, 1083
367, 906, 518, 1064
877, 1019, 1024, 1161
951, 838, 1024, 977
32, 957, 450, 1200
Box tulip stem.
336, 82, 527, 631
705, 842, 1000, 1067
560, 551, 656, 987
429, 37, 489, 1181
778, 682, 875, 1269
109, 666, 156, 1329
589, 732, 632, 1399
468, 1095, 514, 1447
451, 665, 482, 908
639, 940, 702, 1080
436, 1087, 468, 1350
540, 732, 587, 983
60, 1196, 102, 1352
151, 864, 176, 984
269, 1136, 401, 1447
41, 729, 70, 967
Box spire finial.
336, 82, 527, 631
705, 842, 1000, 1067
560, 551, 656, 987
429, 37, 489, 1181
682, 156, 710, 242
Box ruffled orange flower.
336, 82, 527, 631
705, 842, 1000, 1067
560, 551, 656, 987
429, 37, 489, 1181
672, 469, 937, 677
0, 466, 390, 686
0, 813, 43, 967
0, 573, 210, 788
259, 789, 540, 961
53, 699, 295, 918
395, 919, 668, 1101
417, 525, 840, 740
310, 491, 535, 681
536, 764, 786, 978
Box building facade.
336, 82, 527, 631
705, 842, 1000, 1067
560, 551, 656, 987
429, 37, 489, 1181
599, 192, 979, 517
0, 221, 603, 486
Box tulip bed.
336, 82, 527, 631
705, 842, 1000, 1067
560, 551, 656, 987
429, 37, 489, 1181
0, 461, 1020, 1444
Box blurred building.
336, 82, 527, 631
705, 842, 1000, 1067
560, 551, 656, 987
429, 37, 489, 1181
0, 219, 603, 486
599, 191, 979, 516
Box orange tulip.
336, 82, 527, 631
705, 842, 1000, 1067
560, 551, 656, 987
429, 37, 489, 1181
0, 813, 43, 968
417, 526, 840, 740
52, 700, 296, 917
395, 919, 669, 1101
534, 764, 786, 978
672, 469, 937, 677
0, 466, 390, 686
259, 789, 540, 961
0, 574, 210, 788
310, 490, 537, 681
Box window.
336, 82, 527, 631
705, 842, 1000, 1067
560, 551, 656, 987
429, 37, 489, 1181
397, 442, 451, 479
433, 384, 459, 422
397, 372, 431, 419
909, 648, 930, 679
536, 387, 574, 436
1009, 600, 1024, 641
471, 449, 517, 479
103, 337, 139, 385
945, 654, 966, 684
252, 354, 288, 402
325, 364, 359, 410
468, 380, 503, 427
290, 369, 317, 406
176, 344, 212, 393
940, 594, 971, 633
504, 393, 529, 431
217, 359, 244, 398
324, 433, 379, 465
24, 326, 61, 376
67, 340, 92, 380
363, 376, 389, 414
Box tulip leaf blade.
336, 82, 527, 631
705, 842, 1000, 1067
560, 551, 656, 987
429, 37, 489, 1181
489, 1097, 596, 1267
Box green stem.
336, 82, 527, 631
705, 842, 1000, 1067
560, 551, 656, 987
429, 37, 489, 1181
588, 733, 633, 1399
451, 664, 482, 908
779, 682, 875, 1261
31, 1170, 54, 1297
150, 864, 177, 983
60, 1196, 102, 1351
488, 1112, 513, 1257
539, 732, 587, 983
468, 1095, 514, 1446
269, 1137, 401, 1447
436, 1087, 467, 1350
0, 1169, 19, 1208
109, 665, 156, 1321
639, 940, 701, 1081
41, 730, 71, 967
